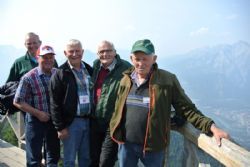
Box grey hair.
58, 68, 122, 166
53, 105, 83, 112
66, 39, 83, 49
98, 40, 116, 51
25, 32, 41, 42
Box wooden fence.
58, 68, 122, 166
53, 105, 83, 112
1, 113, 250, 166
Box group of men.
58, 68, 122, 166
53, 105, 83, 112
6, 32, 229, 167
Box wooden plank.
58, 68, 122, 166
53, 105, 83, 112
175, 123, 250, 167
0, 139, 26, 167
6, 115, 19, 139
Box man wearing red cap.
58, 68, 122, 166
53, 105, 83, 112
13, 44, 60, 167
6, 32, 58, 140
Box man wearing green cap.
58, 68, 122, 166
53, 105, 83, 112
109, 39, 229, 166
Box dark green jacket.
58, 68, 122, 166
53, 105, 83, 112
92, 55, 131, 128
6, 52, 58, 82
6, 52, 38, 82
110, 63, 214, 152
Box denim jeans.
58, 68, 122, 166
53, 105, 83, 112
25, 117, 60, 167
118, 142, 165, 167
89, 120, 118, 167
62, 118, 90, 167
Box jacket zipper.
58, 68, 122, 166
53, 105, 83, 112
111, 77, 131, 144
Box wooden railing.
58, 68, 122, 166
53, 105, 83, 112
0, 112, 25, 148
1, 113, 250, 167
174, 123, 250, 167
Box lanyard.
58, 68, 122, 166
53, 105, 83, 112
71, 67, 90, 95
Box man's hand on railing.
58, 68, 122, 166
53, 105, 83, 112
210, 123, 230, 147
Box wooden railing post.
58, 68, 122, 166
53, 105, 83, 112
4, 112, 25, 149
17, 112, 25, 149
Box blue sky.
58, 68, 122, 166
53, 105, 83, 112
0, 0, 249, 56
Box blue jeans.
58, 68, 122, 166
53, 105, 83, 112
62, 118, 90, 167
25, 117, 60, 167
118, 142, 165, 167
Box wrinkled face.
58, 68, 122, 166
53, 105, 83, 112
24, 35, 41, 56
64, 44, 83, 67
130, 52, 157, 78
38, 53, 55, 73
97, 42, 116, 68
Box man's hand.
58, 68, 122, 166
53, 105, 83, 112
58, 128, 69, 140
35, 111, 50, 122
13, 101, 50, 122
210, 123, 230, 147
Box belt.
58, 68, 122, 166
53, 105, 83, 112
75, 115, 91, 119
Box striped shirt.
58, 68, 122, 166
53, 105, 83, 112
14, 67, 56, 113
70, 62, 91, 116
124, 71, 151, 144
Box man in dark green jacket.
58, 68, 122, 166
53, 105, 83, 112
110, 39, 229, 167
6, 32, 42, 82
5, 32, 42, 140
90, 40, 131, 167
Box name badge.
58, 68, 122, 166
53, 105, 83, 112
79, 95, 90, 104
143, 97, 150, 104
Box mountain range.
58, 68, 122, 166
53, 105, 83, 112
159, 41, 250, 106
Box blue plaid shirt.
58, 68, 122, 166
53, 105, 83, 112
70, 62, 91, 116
14, 67, 56, 113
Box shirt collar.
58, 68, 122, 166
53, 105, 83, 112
68, 61, 86, 71
131, 67, 153, 86
100, 58, 117, 71
37, 66, 55, 76
27, 51, 38, 63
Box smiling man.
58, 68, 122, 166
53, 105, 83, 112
110, 39, 229, 167
13, 44, 60, 167
6, 32, 42, 82
49, 39, 93, 167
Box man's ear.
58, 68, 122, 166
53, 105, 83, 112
130, 55, 133, 61
153, 55, 157, 62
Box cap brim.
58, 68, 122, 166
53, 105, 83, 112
39, 52, 55, 56
131, 47, 153, 55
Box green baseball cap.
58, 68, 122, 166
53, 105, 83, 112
131, 39, 155, 55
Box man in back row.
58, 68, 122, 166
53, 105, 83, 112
110, 39, 230, 167
90, 40, 131, 167
7, 32, 42, 83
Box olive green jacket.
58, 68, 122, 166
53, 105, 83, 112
110, 63, 214, 152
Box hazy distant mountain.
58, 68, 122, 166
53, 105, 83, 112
0, 45, 25, 84
160, 41, 250, 106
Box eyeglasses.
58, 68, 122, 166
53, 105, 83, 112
98, 49, 113, 54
